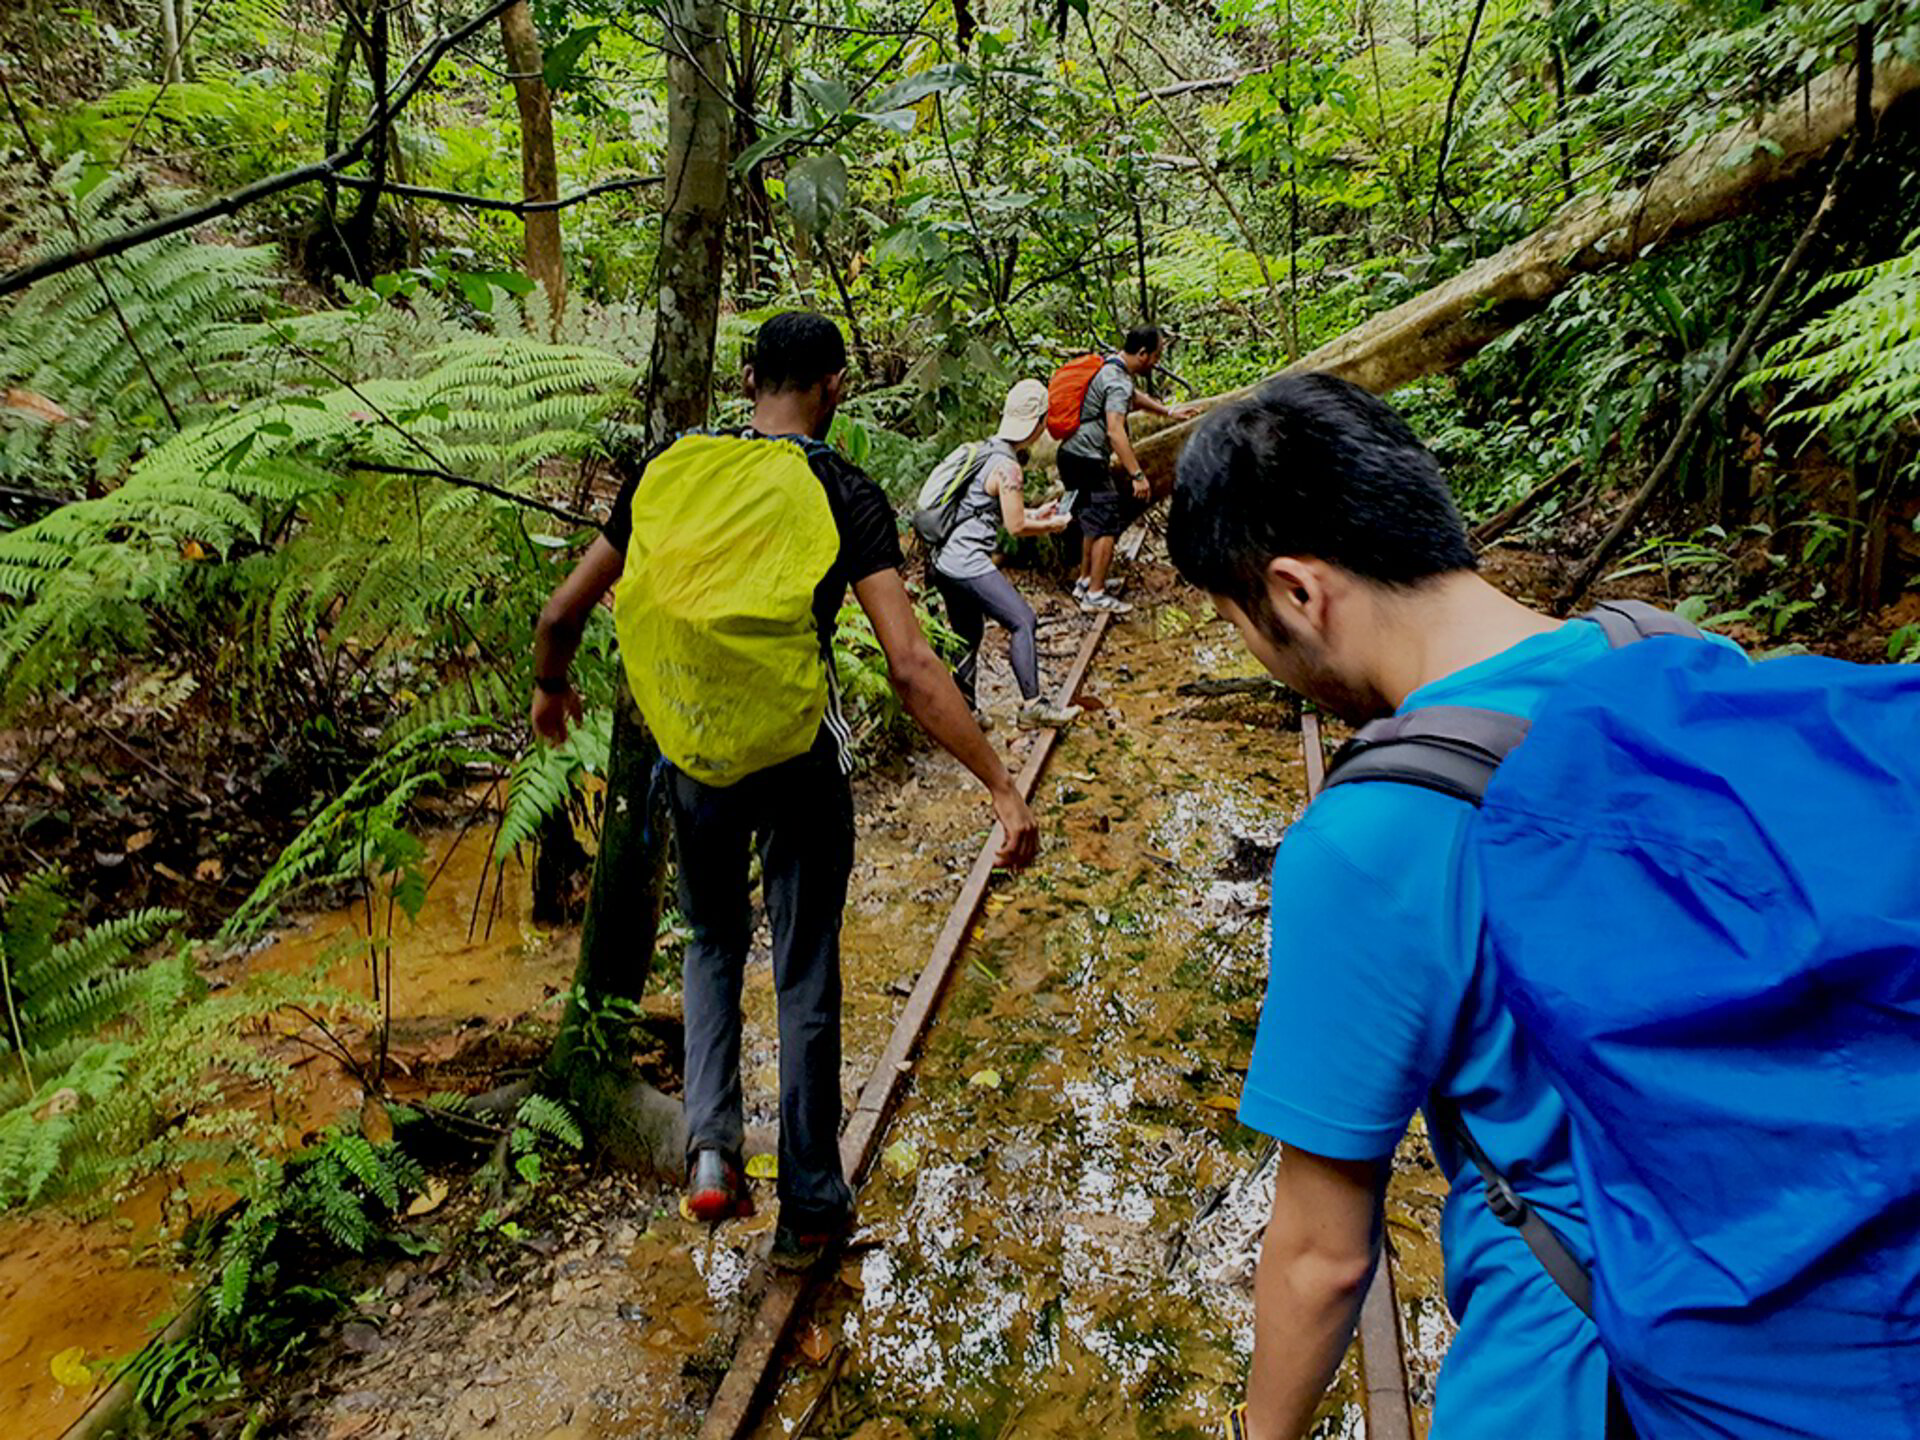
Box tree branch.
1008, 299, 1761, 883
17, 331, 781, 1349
331, 172, 663, 213
0, 0, 523, 299
348, 462, 589, 525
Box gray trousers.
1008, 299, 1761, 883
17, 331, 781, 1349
665, 730, 855, 1225
932, 566, 1041, 703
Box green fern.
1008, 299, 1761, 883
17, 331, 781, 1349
514, 1093, 585, 1152
1748, 231, 1920, 461
0, 164, 276, 491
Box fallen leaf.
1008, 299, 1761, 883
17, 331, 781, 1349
967, 1069, 1002, 1090
881, 1138, 919, 1178
194, 857, 223, 882
1201, 1095, 1241, 1113
360, 1096, 393, 1145
153, 861, 187, 883
326, 1417, 378, 1440
4, 388, 69, 424
745, 1152, 778, 1180
49, 1345, 90, 1390
125, 829, 155, 854
795, 1325, 834, 1366
678, 1196, 698, 1222
406, 1177, 449, 1217
180, 538, 212, 562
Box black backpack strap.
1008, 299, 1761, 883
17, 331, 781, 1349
1429, 1096, 1595, 1319
1323, 705, 1530, 807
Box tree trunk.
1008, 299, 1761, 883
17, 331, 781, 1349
646, 0, 731, 440
542, 0, 731, 1176
499, 1, 567, 326
1063, 55, 1919, 492
158, 0, 183, 85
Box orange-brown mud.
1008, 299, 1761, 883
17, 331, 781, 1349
2, 835, 572, 1440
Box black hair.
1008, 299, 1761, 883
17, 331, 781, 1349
1122, 324, 1164, 356
751, 311, 848, 393
1167, 372, 1475, 607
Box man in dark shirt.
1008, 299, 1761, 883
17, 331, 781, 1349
530, 312, 1038, 1269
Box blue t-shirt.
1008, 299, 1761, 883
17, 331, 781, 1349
1242, 620, 1619, 1439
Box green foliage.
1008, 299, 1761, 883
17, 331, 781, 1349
0, 166, 276, 492
0, 869, 309, 1213
1749, 231, 1920, 467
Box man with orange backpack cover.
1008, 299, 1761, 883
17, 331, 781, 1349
1047, 324, 1200, 613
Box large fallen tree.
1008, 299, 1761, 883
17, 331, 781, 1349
1074, 52, 1920, 493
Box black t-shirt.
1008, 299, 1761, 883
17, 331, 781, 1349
601, 429, 905, 654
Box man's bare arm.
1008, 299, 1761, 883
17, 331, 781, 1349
530, 535, 624, 744
1244, 1145, 1388, 1439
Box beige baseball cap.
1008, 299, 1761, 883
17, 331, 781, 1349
995, 378, 1049, 443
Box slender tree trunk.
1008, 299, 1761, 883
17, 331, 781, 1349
500, 1, 568, 326
646, 0, 731, 440
158, 0, 183, 84
542, 0, 732, 1174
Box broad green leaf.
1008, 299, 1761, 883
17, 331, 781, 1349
786, 153, 849, 234
542, 25, 603, 91
868, 63, 974, 113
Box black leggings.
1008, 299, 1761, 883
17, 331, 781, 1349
932, 567, 1040, 704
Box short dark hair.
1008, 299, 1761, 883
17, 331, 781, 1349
1167, 373, 1474, 607
751, 311, 847, 393
1122, 324, 1164, 356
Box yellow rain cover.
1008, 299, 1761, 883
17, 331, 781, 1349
613, 433, 839, 787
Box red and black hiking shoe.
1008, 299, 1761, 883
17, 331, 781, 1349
686, 1149, 753, 1224
769, 1211, 853, 1272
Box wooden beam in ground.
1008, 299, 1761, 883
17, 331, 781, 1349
698, 534, 1144, 1440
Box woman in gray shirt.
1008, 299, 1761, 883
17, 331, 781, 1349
929, 380, 1081, 730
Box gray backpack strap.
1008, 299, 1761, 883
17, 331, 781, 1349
1323, 705, 1531, 807
1430, 1097, 1595, 1318
1579, 599, 1703, 647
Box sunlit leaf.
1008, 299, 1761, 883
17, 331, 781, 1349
786, 153, 849, 234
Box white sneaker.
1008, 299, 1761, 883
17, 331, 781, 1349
1072, 577, 1124, 597
1079, 590, 1133, 615
1017, 698, 1080, 730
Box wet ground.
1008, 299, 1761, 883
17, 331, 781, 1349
1, 836, 574, 1439
293, 552, 1450, 1440
12, 550, 1452, 1440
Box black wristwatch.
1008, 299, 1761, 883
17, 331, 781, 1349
534, 675, 571, 695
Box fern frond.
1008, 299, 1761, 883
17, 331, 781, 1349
514, 1093, 584, 1151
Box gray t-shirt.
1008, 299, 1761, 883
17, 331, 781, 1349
932, 440, 1021, 581
1059, 356, 1134, 461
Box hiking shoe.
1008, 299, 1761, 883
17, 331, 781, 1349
1017, 698, 1080, 730
1072, 577, 1124, 597
971, 708, 995, 734
686, 1149, 753, 1224
769, 1214, 851, 1272
1079, 590, 1133, 615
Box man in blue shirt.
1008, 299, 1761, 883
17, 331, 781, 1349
1167, 374, 1612, 1438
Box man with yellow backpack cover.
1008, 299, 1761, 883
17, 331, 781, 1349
530, 312, 1038, 1268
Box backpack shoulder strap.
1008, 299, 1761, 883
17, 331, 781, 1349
1579, 598, 1702, 647
1323, 706, 1531, 807
1429, 1096, 1595, 1318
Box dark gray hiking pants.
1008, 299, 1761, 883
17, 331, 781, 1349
666, 730, 855, 1225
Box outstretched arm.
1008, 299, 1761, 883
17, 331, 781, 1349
1243, 1146, 1388, 1439
530, 535, 625, 744
853, 567, 1039, 867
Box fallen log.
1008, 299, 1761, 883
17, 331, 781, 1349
1031, 53, 1919, 491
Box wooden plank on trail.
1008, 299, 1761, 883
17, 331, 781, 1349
1299, 705, 1416, 1440
699, 534, 1142, 1440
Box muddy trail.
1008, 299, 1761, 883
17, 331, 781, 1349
285, 547, 1451, 1440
